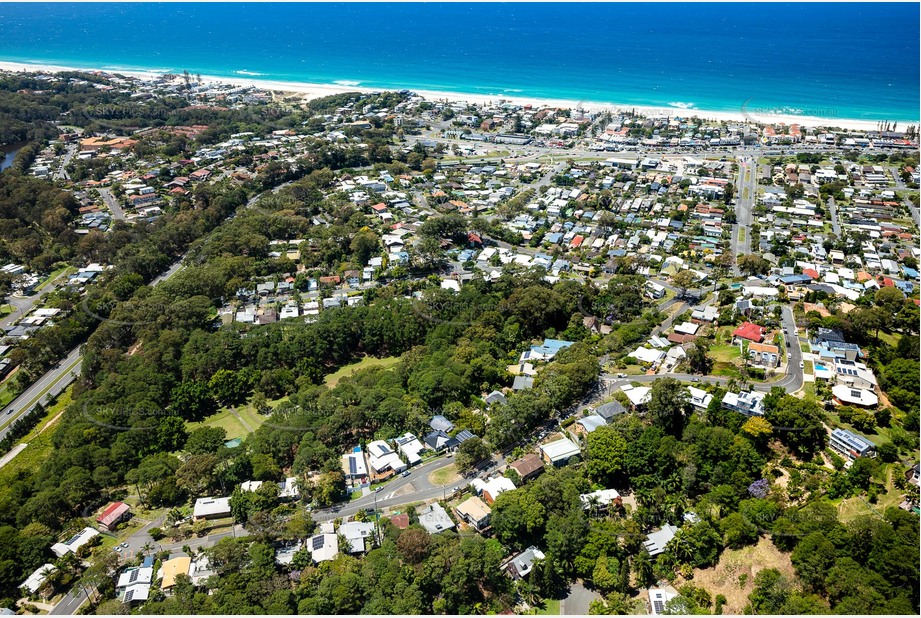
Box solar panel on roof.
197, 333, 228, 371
312, 535, 325, 550
129, 569, 139, 583
349, 458, 357, 474
125, 590, 134, 602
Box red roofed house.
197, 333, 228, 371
189, 169, 212, 181
370, 203, 388, 212
389, 514, 410, 530
732, 322, 765, 344
570, 235, 584, 248
97, 501, 130, 532
468, 232, 483, 247
802, 268, 820, 280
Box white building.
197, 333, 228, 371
51, 527, 99, 557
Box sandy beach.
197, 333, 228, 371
0, 60, 907, 132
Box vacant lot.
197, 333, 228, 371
690, 537, 795, 615
429, 463, 461, 486
324, 355, 400, 388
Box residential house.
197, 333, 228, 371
748, 342, 780, 368
732, 322, 765, 343
539, 437, 581, 466
505, 546, 546, 579
455, 496, 492, 532
20, 564, 57, 599
574, 414, 607, 435
648, 585, 680, 615
342, 446, 369, 480
831, 384, 879, 408
394, 433, 426, 466
643, 523, 678, 556
508, 453, 545, 482
429, 415, 455, 433
96, 501, 131, 532
423, 429, 458, 452
51, 527, 99, 557
594, 400, 626, 422
192, 497, 231, 521
160, 556, 192, 593
307, 522, 339, 562
579, 489, 622, 511
366, 439, 407, 477
721, 390, 766, 417
116, 566, 153, 605
829, 428, 876, 461
474, 476, 516, 504
418, 503, 455, 534
339, 520, 375, 554
687, 386, 713, 410
621, 384, 652, 409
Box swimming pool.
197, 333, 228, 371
814, 363, 828, 371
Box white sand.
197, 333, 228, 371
0, 60, 912, 132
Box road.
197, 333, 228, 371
0, 257, 186, 443
97, 188, 126, 221
601, 304, 805, 394
0, 268, 71, 329
732, 155, 757, 275
826, 197, 841, 235
53, 143, 76, 181
313, 454, 507, 522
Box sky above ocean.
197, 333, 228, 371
0, 2, 917, 122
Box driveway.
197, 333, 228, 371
561, 582, 600, 615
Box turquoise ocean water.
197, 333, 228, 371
0, 2, 917, 123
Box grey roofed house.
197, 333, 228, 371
643, 523, 678, 556
429, 415, 455, 432
594, 401, 625, 421
485, 390, 507, 406
512, 376, 534, 390
505, 546, 546, 579
576, 415, 607, 434
423, 429, 458, 451
418, 503, 455, 534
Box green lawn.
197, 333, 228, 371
710, 344, 741, 363
534, 598, 560, 615
38, 265, 75, 289
324, 355, 400, 388
187, 408, 253, 441
429, 463, 460, 486
799, 341, 810, 353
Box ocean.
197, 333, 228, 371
0, 2, 918, 123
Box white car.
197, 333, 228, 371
799, 361, 805, 369
787, 353, 792, 359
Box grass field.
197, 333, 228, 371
428, 463, 461, 487
710, 344, 741, 363
324, 355, 400, 388
0, 387, 72, 484
186, 405, 268, 441
800, 341, 810, 353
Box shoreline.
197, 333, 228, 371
0, 59, 915, 132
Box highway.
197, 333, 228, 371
0, 256, 186, 443
732, 155, 758, 275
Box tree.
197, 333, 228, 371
737, 254, 770, 276
585, 425, 628, 486
455, 437, 490, 473
740, 416, 773, 449
671, 270, 697, 299
720, 512, 759, 548
648, 377, 690, 436
790, 531, 836, 592
686, 341, 713, 375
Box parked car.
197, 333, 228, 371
374, 486, 383, 493
401, 470, 411, 477
787, 352, 792, 359
799, 361, 805, 369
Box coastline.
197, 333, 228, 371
0, 59, 914, 132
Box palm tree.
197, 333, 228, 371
633, 551, 654, 588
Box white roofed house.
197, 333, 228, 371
643, 523, 678, 556
366, 439, 407, 479
51, 527, 100, 557
307, 522, 339, 563
721, 390, 765, 417
192, 496, 231, 521
580, 489, 622, 512
687, 386, 713, 410
394, 432, 425, 466
418, 503, 456, 534
620, 384, 651, 409
539, 437, 581, 467
20, 564, 57, 599
339, 520, 376, 554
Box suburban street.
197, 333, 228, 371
97, 188, 126, 221
826, 196, 842, 235
0, 268, 71, 329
